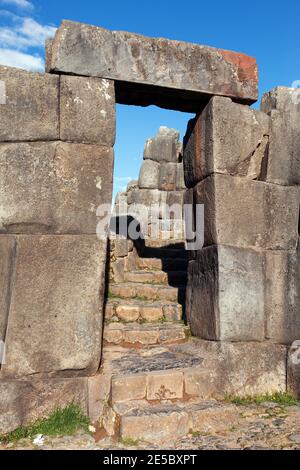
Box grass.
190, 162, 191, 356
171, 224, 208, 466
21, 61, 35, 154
225, 392, 300, 407
0, 404, 90, 444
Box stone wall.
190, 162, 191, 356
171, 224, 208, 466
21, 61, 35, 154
0, 65, 115, 432
184, 91, 300, 393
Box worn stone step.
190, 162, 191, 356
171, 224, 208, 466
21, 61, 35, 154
137, 257, 188, 272
109, 283, 184, 302
124, 270, 187, 286
112, 399, 240, 443
103, 322, 188, 346
105, 299, 182, 323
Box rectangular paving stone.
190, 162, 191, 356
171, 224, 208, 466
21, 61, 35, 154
48, 20, 258, 112
111, 374, 146, 402
146, 371, 184, 400
60, 75, 116, 145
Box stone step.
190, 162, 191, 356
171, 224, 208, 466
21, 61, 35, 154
105, 299, 182, 323
124, 270, 187, 286
103, 322, 188, 346
109, 282, 184, 302
137, 257, 188, 272
143, 239, 186, 249
111, 399, 240, 443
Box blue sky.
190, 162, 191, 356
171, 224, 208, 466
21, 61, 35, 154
1, 0, 300, 198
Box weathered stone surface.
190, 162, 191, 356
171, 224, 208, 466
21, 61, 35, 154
176, 163, 185, 189
195, 174, 299, 250
287, 344, 300, 398
140, 305, 163, 322
147, 371, 183, 400
138, 160, 159, 189
48, 21, 258, 111
0, 142, 113, 234
60, 75, 116, 145
113, 238, 128, 258
261, 87, 300, 185
1, 235, 106, 378
265, 251, 300, 344
0, 236, 15, 342
182, 339, 287, 398
183, 96, 270, 188
186, 245, 265, 341
0, 66, 59, 141
143, 127, 180, 162
159, 162, 177, 191
0, 377, 87, 434
111, 258, 125, 283
189, 402, 240, 434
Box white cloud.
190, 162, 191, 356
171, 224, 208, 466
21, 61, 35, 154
0, 17, 56, 50
0, 48, 43, 71
0, 12, 56, 71
0, 0, 34, 11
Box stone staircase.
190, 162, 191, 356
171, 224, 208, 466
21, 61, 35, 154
98, 240, 240, 444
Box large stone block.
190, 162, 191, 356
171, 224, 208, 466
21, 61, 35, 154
48, 21, 258, 112
143, 127, 180, 163
195, 174, 299, 250
0, 377, 88, 434
265, 250, 300, 344
261, 87, 300, 185
0, 142, 113, 234
1, 235, 106, 378
186, 245, 265, 341
0, 236, 15, 342
60, 75, 116, 145
138, 160, 159, 189
0, 66, 59, 141
159, 162, 177, 191
183, 96, 270, 188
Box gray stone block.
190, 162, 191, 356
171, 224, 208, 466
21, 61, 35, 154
1, 235, 106, 378
186, 245, 265, 341
195, 174, 299, 250
261, 87, 300, 185
60, 75, 116, 145
0, 66, 59, 141
48, 21, 258, 111
0, 377, 88, 434
0, 142, 114, 234
143, 127, 180, 163
265, 250, 300, 344
138, 160, 159, 189
183, 96, 270, 188
176, 163, 185, 189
